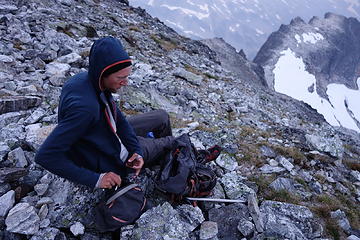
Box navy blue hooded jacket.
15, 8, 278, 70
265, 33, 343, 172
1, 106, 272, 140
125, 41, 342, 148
35, 37, 142, 189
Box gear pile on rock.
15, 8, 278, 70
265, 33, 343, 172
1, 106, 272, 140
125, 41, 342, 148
0, 0, 359, 239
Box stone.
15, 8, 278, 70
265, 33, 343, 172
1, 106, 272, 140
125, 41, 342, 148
215, 154, 238, 171
44, 176, 103, 228
260, 145, 277, 158
348, 235, 360, 240
34, 183, 49, 196
132, 202, 204, 239
276, 156, 294, 171
350, 171, 360, 182
56, 52, 82, 64
120, 225, 135, 240
268, 159, 278, 166
173, 68, 203, 86
0, 168, 27, 183
0, 96, 41, 114
0, 55, 14, 63
7, 147, 28, 168
39, 218, 51, 229
237, 219, 255, 237
208, 203, 250, 239
0, 111, 28, 129
260, 201, 323, 239
3, 81, 17, 91
305, 134, 344, 158
259, 164, 286, 174
36, 197, 54, 208
219, 172, 255, 202
38, 204, 48, 220
0, 183, 11, 196
25, 124, 55, 150
248, 193, 264, 232
0, 143, 10, 161
0, 4, 18, 14
176, 204, 205, 231
200, 221, 218, 240
330, 209, 351, 232
17, 85, 38, 95
131, 63, 154, 84
5, 202, 40, 235
309, 181, 323, 194
45, 62, 71, 86
30, 227, 59, 240
269, 177, 301, 192
24, 108, 46, 124
70, 221, 85, 236
336, 182, 350, 195
0, 190, 15, 217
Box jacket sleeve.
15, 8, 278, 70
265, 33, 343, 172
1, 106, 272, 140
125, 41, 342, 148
35, 109, 100, 189
115, 109, 143, 157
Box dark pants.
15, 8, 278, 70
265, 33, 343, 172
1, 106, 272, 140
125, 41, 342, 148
127, 109, 174, 167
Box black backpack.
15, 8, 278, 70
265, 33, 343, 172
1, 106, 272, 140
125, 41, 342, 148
155, 134, 221, 202
94, 184, 147, 232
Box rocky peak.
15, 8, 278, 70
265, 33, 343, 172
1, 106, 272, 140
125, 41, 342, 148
290, 16, 306, 25
254, 12, 360, 133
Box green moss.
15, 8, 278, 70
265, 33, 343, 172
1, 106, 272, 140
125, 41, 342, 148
273, 145, 306, 165
237, 143, 263, 167
150, 34, 178, 51
203, 72, 219, 80
128, 25, 140, 32
264, 189, 301, 205
343, 158, 360, 171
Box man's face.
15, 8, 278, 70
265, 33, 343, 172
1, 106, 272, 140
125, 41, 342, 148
102, 66, 132, 93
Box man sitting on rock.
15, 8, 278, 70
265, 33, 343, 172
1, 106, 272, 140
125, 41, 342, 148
35, 36, 174, 190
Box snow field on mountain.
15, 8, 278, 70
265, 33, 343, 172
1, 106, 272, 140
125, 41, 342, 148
273, 48, 360, 132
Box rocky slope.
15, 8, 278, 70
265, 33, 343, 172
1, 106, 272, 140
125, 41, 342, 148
254, 13, 360, 133
200, 37, 266, 87
0, 0, 360, 240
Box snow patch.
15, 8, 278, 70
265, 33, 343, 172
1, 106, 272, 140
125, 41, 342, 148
327, 79, 360, 132
165, 20, 184, 30
302, 32, 324, 44
256, 29, 264, 35
294, 34, 302, 43
273, 48, 360, 132
276, 14, 281, 20
160, 4, 209, 20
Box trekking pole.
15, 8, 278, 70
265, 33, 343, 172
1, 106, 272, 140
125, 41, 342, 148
186, 197, 246, 203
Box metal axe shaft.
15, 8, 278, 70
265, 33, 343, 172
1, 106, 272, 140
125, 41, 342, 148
186, 197, 245, 203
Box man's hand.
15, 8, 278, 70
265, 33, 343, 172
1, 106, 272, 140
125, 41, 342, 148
99, 172, 121, 189
125, 153, 144, 176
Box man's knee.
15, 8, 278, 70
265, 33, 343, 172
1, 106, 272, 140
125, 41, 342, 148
155, 109, 170, 125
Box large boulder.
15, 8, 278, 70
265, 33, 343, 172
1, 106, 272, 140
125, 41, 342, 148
305, 134, 344, 158
208, 203, 250, 239
0, 96, 41, 114
260, 201, 323, 239
42, 175, 103, 229
132, 202, 204, 239
5, 202, 40, 235
219, 172, 255, 201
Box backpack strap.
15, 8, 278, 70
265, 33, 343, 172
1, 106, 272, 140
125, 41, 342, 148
106, 184, 138, 205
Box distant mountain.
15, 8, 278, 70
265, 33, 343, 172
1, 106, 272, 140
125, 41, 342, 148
129, 0, 360, 59
254, 13, 360, 133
